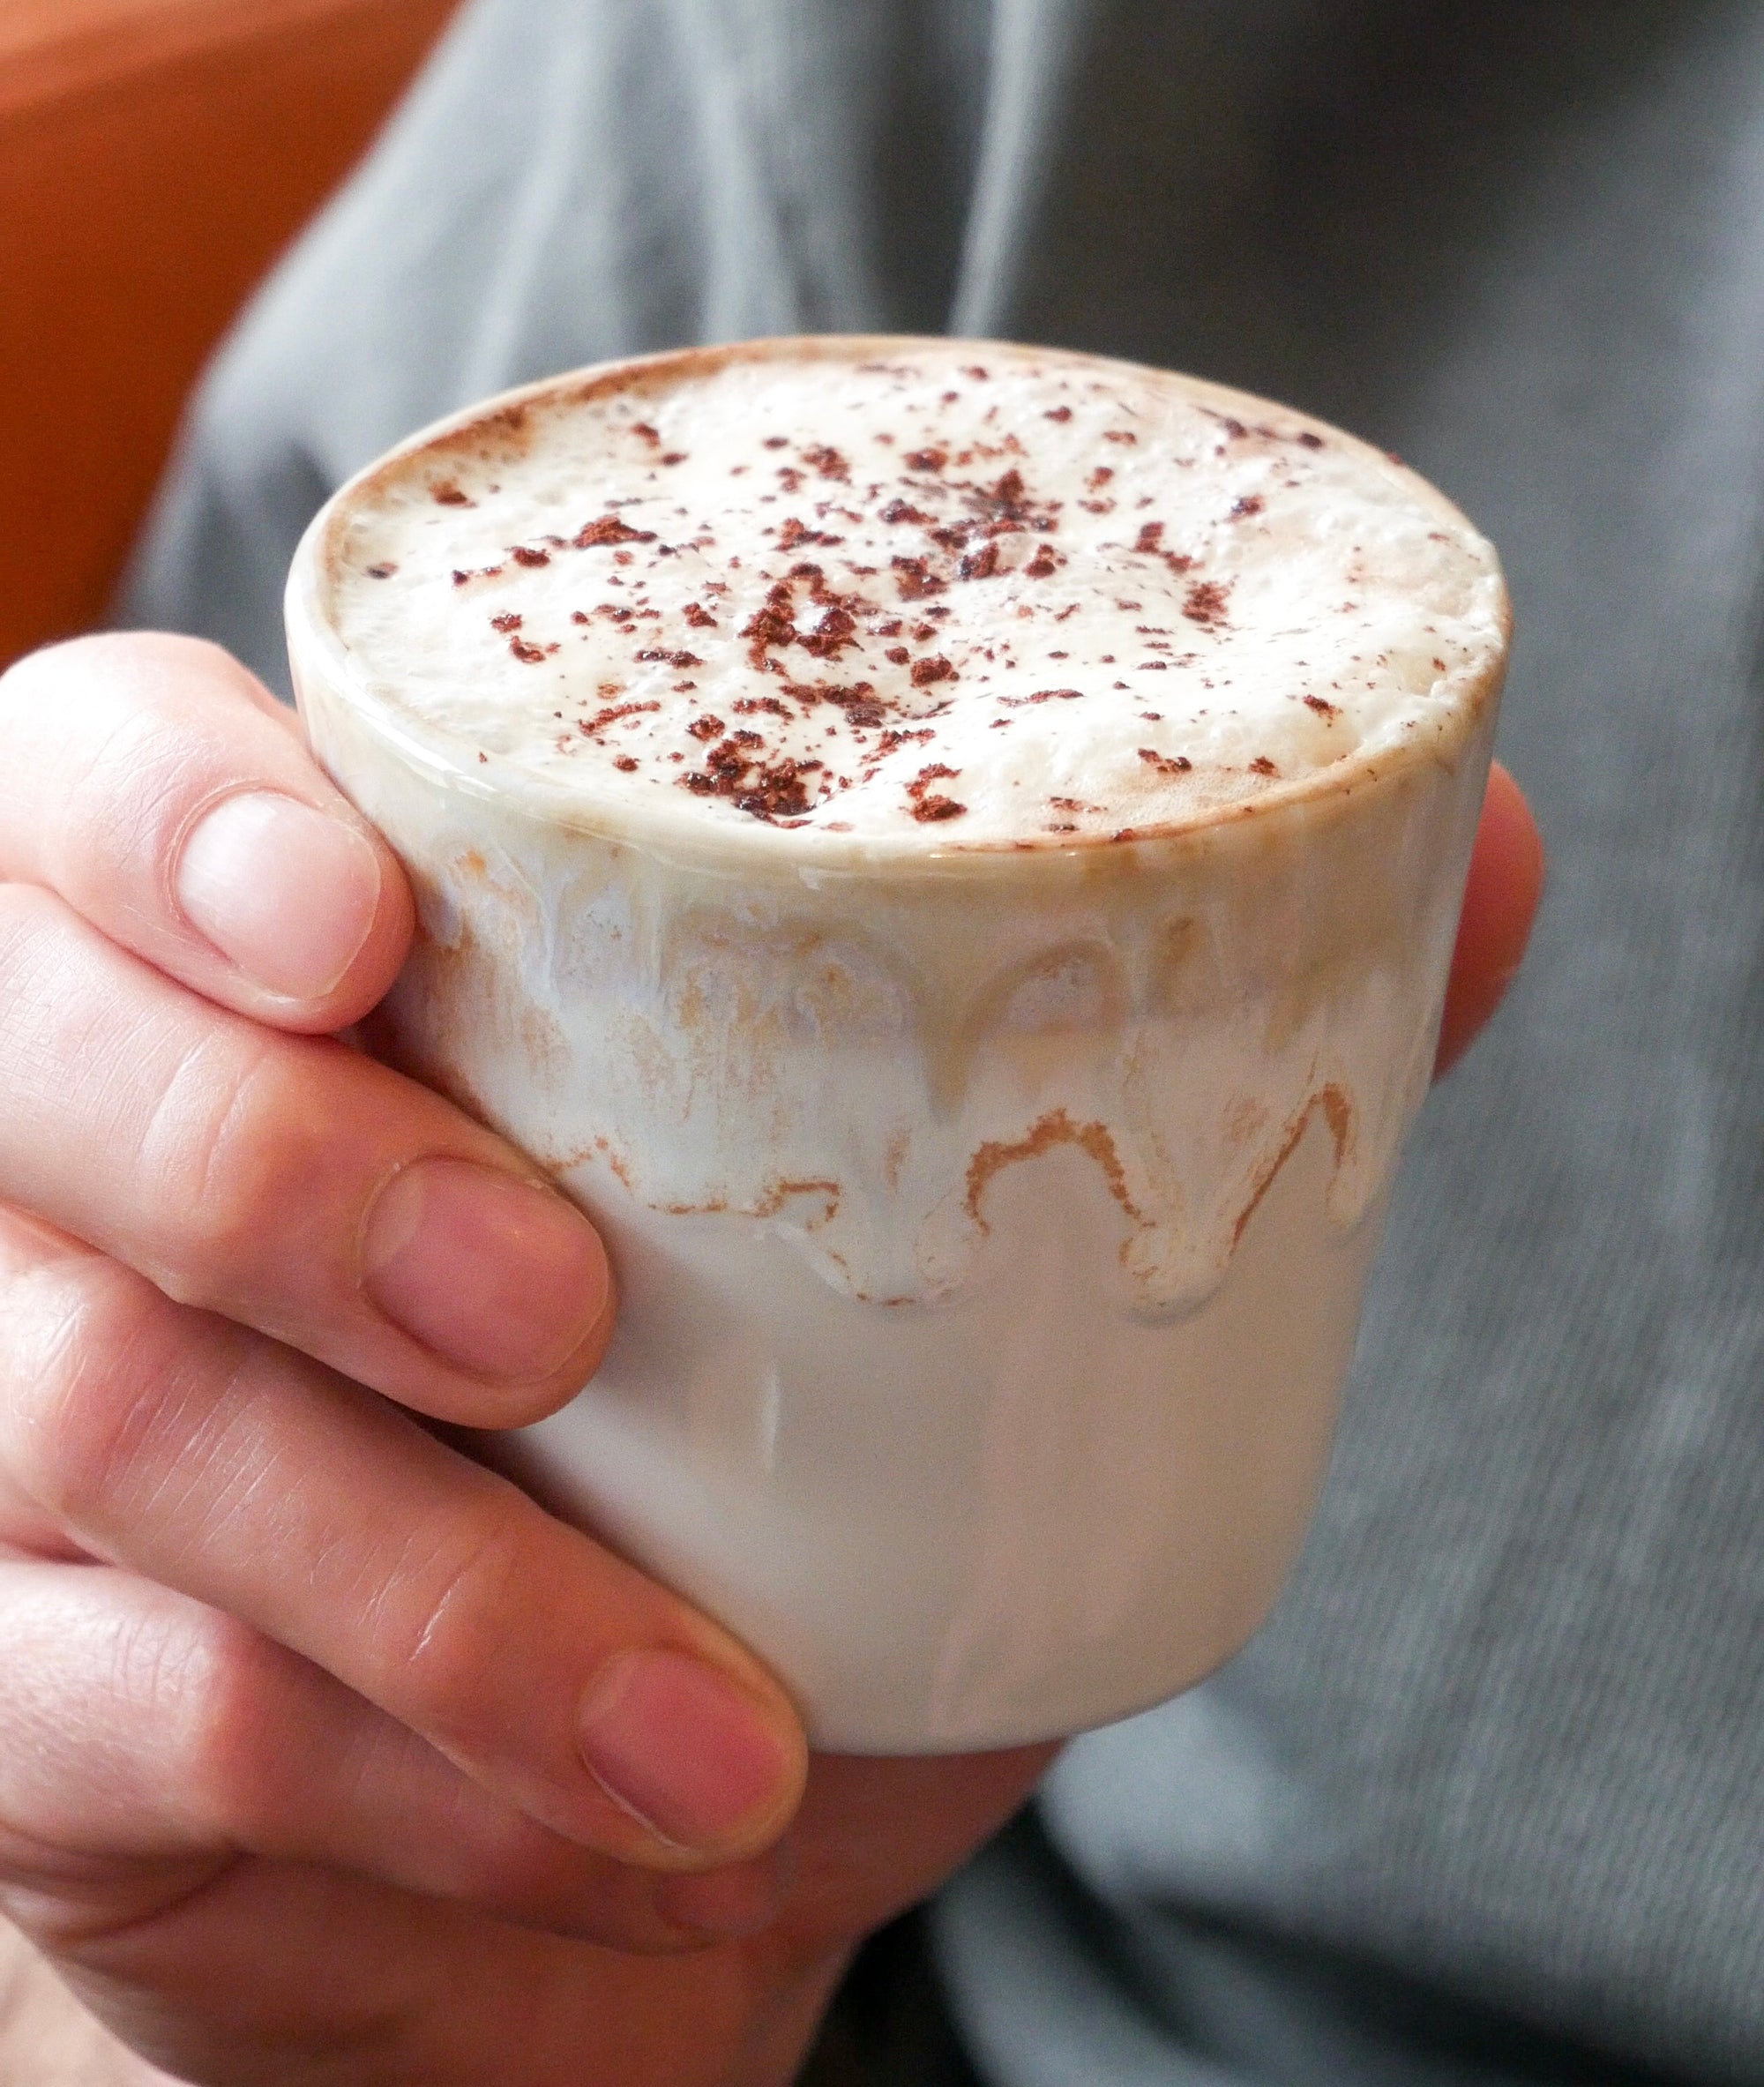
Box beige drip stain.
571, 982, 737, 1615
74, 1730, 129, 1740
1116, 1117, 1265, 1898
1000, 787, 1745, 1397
1230, 1084, 1352, 1249
661, 1177, 842, 1228
882, 1128, 912, 1191
930, 940, 1132, 1117
590, 1135, 635, 1192
402, 892, 571, 1090
964, 1108, 1147, 1233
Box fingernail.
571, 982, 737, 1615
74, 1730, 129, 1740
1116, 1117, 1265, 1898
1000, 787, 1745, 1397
176, 792, 380, 1000
362, 1158, 610, 1380
579, 1649, 801, 1857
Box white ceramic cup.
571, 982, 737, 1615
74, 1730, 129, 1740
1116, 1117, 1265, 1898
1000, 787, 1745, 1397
288, 339, 1506, 1753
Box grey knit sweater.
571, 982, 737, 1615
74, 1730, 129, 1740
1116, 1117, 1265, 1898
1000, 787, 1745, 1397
125, 5, 1764, 2079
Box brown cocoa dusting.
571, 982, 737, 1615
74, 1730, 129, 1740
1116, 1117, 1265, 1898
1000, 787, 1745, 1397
1250, 756, 1279, 775
574, 514, 658, 549
906, 447, 947, 473
1182, 580, 1231, 627
910, 655, 955, 686
431, 481, 472, 505
683, 602, 718, 628
906, 761, 966, 822
742, 581, 797, 665
1043, 406, 1073, 422
678, 734, 822, 820
783, 680, 886, 728
490, 612, 523, 632
579, 699, 661, 735
779, 516, 843, 550
1304, 694, 1339, 718
893, 556, 946, 601
1138, 747, 1192, 774
511, 544, 551, 567
366, 562, 397, 579
798, 605, 860, 661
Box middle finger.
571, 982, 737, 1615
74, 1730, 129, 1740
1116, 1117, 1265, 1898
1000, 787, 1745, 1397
0, 1207, 806, 1872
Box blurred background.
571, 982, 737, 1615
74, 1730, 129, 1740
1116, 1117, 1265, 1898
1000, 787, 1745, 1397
0, 0, 459, 672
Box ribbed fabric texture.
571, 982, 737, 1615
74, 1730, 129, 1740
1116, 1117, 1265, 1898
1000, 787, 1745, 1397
124, 6, 1764, 2079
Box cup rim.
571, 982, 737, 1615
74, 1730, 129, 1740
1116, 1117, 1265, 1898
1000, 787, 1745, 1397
286, 333, 1510, 882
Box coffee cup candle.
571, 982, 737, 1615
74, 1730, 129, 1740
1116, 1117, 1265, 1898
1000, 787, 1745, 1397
288, 337, 1507, 1751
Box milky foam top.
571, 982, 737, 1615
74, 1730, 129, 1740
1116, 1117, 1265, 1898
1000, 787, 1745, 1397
310, 340, 1506, 857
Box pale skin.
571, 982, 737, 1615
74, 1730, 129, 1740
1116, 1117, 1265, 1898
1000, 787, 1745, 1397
0, 633, 1545, 2086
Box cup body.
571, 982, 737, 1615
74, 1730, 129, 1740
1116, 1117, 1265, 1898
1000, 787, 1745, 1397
288, 344, 1501, 1752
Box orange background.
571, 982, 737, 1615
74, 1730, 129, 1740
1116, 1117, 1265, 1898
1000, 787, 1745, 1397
0, 0, 459, 670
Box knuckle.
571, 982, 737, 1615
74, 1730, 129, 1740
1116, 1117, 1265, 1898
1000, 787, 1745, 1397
0, 879, 70, 986
89, 1592, 292, 1851
135, 1031, 333, 1306
164, 1612, 294, 1844
2, 640, 180, 869
1, 1253, 191, 1526
375, 1509, 534, 1748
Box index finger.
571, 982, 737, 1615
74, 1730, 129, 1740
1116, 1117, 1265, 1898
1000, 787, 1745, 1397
0, 632, 412, 1032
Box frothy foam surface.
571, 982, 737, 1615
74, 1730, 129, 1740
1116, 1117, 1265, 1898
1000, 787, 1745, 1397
319, 340, 1506, 852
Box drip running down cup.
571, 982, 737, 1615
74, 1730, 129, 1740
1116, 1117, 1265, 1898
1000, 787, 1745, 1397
288, 337, 1508, 1753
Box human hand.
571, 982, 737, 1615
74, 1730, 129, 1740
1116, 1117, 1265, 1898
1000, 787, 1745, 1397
0, 633, 1541, 2085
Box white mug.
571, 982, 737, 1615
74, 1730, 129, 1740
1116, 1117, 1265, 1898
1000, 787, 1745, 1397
287, 338, 1505, 1752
